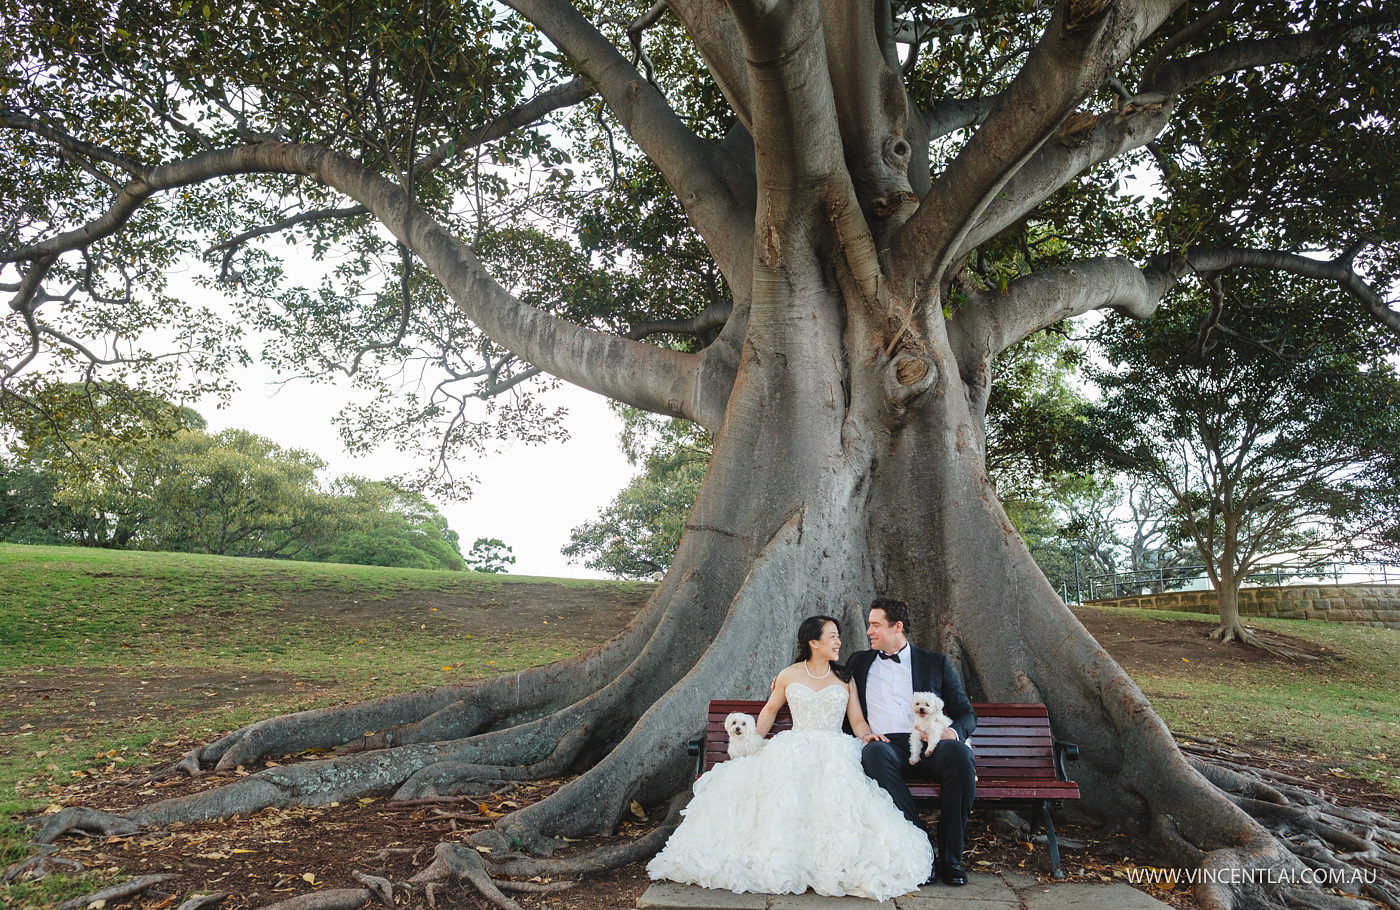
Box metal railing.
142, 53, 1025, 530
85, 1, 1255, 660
1083, 561, 1399, 602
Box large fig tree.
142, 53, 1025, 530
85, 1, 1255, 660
4, 1, 1398, 908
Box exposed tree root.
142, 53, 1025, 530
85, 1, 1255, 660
175, 894, 230, 910
32, 807, 139, 844
177, 594, 675, 775
1189, 748, 1400, 910
1, 845, 84, 882
54, 874, 178, 910
252, 888, 373, 910
349, 871, 396, 906
410, 843, 530, 910
473, 796, 684, 879
1207, 624, 1318, 661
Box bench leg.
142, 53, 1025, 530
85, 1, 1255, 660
1040, 801, 1065, 880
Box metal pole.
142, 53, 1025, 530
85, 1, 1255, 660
1073, 547, 1082, 604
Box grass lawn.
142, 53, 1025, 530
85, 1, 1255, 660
1093, 604, 1400, 794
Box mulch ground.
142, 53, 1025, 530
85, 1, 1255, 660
5, 602, 1393, 910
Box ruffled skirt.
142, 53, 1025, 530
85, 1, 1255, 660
647, 728, 932, 901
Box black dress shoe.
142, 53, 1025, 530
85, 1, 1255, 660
923, 864, 939, 886
941, 862, 968, 886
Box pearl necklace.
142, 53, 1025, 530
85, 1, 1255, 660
803, 660, 831, 680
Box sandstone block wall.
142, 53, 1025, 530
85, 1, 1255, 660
1087, 584, 1400, 629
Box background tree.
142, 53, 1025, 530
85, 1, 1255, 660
6, 1, 1400, 907
1092, 277, 1400, 646
2, 387, 468, 567
138, 428, 334, 557
465, 536, 516, 574
563, 407, 711, 578
3, 382, 204, 546
0, 456, 76, 545
307, 478, 467, 571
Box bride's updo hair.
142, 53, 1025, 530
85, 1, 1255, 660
795, 615, 851, 682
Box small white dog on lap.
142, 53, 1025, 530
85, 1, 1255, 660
908, 691, 953, 766
725, 712, 764, 759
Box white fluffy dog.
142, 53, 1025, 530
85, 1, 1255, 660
725, 712, 764, 759
908, 691, 953, 766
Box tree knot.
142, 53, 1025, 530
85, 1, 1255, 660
870, 192, 918, 221
884, 352, 938, 414
1062, 0, 1114, 33
1056, 111, 1100, 146
894, 356, 929, 386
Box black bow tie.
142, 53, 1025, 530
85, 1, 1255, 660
877, 651, 901, 663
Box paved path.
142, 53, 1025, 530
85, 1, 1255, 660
638, 871, 1172, 909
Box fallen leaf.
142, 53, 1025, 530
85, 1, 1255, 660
302, 872, 319, 885
629, 800, 647, 820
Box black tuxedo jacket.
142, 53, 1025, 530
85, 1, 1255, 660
847, 645, 977, 742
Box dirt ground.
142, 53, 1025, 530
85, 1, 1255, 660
4, 595, 1389, 910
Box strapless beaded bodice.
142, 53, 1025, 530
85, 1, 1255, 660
785, 682, 847, 732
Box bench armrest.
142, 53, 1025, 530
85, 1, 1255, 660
1053, 740, 1080, 781
688, 737, 704, 778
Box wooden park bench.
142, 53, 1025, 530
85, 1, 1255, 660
688, 700, 1082, 878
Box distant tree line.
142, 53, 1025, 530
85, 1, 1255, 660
1, 384, 471, 571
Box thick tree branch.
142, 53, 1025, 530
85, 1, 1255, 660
723, 0, 889, 327
727, 1, 846, 192
626, 300, 733, 341
1144, 21, 1389, 97
960, 97, 1175, 258
204, 79, 593, 270
1139, 0, 1237, 88
959, 19, 1374, 262
923, 97, 1000, 139
667, 3, 753, 129
957, 256, 1163, 363
821, 0, 922, 243
3, 141, 727, 427
0, 111, 151, 180
502, 0, 749, 281
1169, 247, 1400, 336
1, 145, 307, 263
414, 77, 594, 174
892, 0, 1177, 296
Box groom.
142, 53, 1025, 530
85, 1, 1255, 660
848, 597, 977, 886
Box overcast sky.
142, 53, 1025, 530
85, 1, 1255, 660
195, 365, 635, 579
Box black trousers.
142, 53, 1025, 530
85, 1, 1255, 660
861, 735, 976, 864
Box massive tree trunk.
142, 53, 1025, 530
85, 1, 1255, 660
13, 2, 1400, 910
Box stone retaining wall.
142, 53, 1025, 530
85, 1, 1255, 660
1087, 584, 1400, 629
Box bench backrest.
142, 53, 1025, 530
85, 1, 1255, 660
702, 699, 1078, 800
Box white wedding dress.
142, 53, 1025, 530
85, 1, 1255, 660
647, 682, 933, 901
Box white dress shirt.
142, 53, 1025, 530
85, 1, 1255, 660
865, 643, 915, 736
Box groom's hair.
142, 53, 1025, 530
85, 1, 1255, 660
870, 597, 912, 635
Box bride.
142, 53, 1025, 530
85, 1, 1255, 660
647, 615, 933, 901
